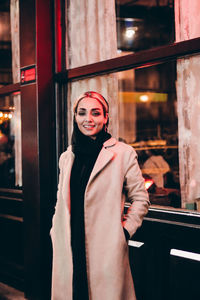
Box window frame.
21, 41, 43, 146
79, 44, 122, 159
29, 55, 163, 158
0, 83, 20, 96
55, 37, 200, 82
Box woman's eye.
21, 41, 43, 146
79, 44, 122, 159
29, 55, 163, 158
77, 111, 101, 116
92, 112, 101, 116
77, 111, 85, 116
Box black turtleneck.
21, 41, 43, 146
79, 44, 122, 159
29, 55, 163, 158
70, 121, 111, 300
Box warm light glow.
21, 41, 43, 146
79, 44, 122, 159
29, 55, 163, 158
125, 28, 136, 39
140, 94, 149, 102
0, 111, 13, 121
118, 91, 168, 103
144, 179, 154, 190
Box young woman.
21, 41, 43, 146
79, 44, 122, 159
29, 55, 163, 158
50, 91, 150, 300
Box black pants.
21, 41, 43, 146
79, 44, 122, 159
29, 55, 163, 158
71, 237, 89, 300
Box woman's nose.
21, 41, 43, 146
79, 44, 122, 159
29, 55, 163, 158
85, 113, 92, 122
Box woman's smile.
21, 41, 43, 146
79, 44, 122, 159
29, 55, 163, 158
83, 124, 95, 129
75, 97, 108, 139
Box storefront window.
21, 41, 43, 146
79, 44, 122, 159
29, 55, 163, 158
64, 0, 200, 214
118, 61, 180, 209
67, 53, 200, 214
65, 0, 174, 68
116, 0, 175, 54
118, 56, 200, 213
0, 0, 12, 86
0, 0, 20, 86
67, 67, 180, 211
0, 92, 22, 188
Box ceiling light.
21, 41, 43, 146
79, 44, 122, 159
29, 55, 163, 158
125, 28, 135, 39
140, 95, 149, 102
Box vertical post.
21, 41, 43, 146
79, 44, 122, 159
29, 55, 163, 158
20, 0, 55, 298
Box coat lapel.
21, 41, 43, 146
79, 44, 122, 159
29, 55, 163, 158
61, 138, 117, 208
87, 138, 117, 185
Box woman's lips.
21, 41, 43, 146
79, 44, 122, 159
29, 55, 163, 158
83, 125, 95, 129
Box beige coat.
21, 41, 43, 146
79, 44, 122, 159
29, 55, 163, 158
50, 138, 150, 300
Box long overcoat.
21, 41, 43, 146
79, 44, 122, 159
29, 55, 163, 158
50, 137, 149, 300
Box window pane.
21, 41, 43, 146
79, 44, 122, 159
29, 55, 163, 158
116, 0, 175, 55
0, 0, 12, 85
0, 0, 20, 86
66, 54, 200, 214
66, 0, 117, 68
117, 62, 181, 210
117, 54, 200, 214
67, 68, 180, 211
0, 92, 22, 188
176, 54, 200, 212
65, 1, 175, 68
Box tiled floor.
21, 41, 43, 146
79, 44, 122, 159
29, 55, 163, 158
0, 282, 26, 300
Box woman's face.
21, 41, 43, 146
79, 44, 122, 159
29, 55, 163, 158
75, 97, 108, 139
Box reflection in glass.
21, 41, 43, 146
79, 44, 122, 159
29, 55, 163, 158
65, 1, 175, 68
118, 61, 181, 209
116, 0, 175, 54
0, 0, 12, 86
0, 92, 22, 188
0, 0, 20, 86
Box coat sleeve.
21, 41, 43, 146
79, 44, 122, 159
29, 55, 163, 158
122, 148, 150, 238
55, 152, 66, 207
50, 152, 66, 225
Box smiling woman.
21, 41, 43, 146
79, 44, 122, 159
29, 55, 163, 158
50, 91, 150, 300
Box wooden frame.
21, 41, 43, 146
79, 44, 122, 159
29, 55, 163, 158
55, 37, 200, 81
0, 83, 20, 96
